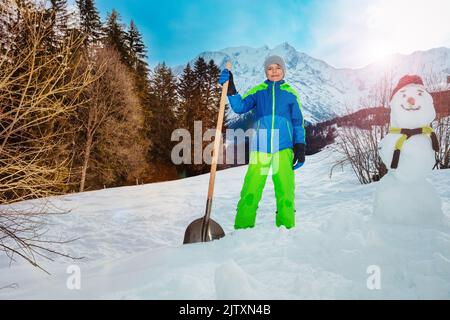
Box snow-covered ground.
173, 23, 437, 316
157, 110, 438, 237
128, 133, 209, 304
1, 147, 449, 299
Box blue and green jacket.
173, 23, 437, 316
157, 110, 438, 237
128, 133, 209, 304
228, 80, 306, 154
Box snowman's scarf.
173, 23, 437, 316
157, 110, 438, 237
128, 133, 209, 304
388, 126, 440, 169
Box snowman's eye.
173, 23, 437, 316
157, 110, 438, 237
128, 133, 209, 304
403, 94, 406, 98
418, 92, 423, 96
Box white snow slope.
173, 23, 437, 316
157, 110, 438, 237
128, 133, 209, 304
1, 147, 449, 299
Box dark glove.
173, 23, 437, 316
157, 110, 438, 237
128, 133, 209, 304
293, 143, 305, 170
218, 69, 237, 96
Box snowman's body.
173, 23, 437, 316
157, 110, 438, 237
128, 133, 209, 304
374, 81, 443, 225
379, 133, 435, 182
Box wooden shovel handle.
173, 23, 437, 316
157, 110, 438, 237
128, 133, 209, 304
202, 62, 231, 224
207, 63, 230, 198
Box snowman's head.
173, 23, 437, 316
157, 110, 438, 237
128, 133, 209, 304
390, 76, 436, 128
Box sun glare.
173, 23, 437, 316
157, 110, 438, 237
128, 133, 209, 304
363, 44, 394, 65
358, 0, 450, 66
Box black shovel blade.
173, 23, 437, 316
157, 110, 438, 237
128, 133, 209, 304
183, 217, 225, 244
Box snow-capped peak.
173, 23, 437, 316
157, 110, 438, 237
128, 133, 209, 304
174, 44, 450, 125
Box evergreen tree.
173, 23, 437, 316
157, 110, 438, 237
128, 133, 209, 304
76, 0, 102, 46
192, 57, 208, 120
50, 0, 69, 35
176, 63, 197, 177
42, 0, 70, 53
148, 63, 178, 164
126, 20, 147, 71
204, 59, 221, 127
9, 0, 36, 49
176, 57, 222, 176
192, 58, 221, 119
177, 63, 196, 128
103, 9, 129, 66
125, 20, 150, 107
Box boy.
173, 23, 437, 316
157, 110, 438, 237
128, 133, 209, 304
219, 55, 306, 229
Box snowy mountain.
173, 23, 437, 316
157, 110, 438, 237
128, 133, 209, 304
174, 43, 450, 124
1, 147, 449, 299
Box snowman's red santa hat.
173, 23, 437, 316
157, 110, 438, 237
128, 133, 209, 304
391, 75, 424, 100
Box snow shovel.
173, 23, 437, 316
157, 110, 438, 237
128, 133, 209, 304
183, 63, 231, 244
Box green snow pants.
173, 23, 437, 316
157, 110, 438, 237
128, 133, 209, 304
235, 148, 296, 229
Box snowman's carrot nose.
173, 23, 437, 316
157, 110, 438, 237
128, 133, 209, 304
407, 97, 415, 106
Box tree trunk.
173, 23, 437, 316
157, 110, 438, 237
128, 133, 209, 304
79, 133, 93, 192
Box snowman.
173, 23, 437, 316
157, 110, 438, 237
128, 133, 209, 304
374, 75, 442, 225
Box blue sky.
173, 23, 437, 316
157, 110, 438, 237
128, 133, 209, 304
88, 0, 450, 69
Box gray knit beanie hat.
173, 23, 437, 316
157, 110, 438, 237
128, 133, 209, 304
264, 55, 286, 77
